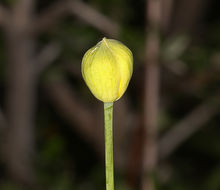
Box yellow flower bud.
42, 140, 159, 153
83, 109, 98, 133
82, 37, 133, 102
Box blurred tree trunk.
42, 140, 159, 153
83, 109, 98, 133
141, 0, 161, 189
2, 0, 35, 185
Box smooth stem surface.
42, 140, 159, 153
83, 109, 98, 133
104, 102, 114, 190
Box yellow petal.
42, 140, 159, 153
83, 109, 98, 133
82, 38, 133, 102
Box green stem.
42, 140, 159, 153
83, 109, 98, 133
104, 102, 114, 190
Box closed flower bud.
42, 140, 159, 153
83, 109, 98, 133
82, 37, 133, 102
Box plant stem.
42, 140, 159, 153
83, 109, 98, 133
104, 102, 114, 190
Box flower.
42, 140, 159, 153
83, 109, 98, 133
82, 37, 133, 102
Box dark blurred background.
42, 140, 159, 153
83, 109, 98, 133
0, 0, 220, 189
